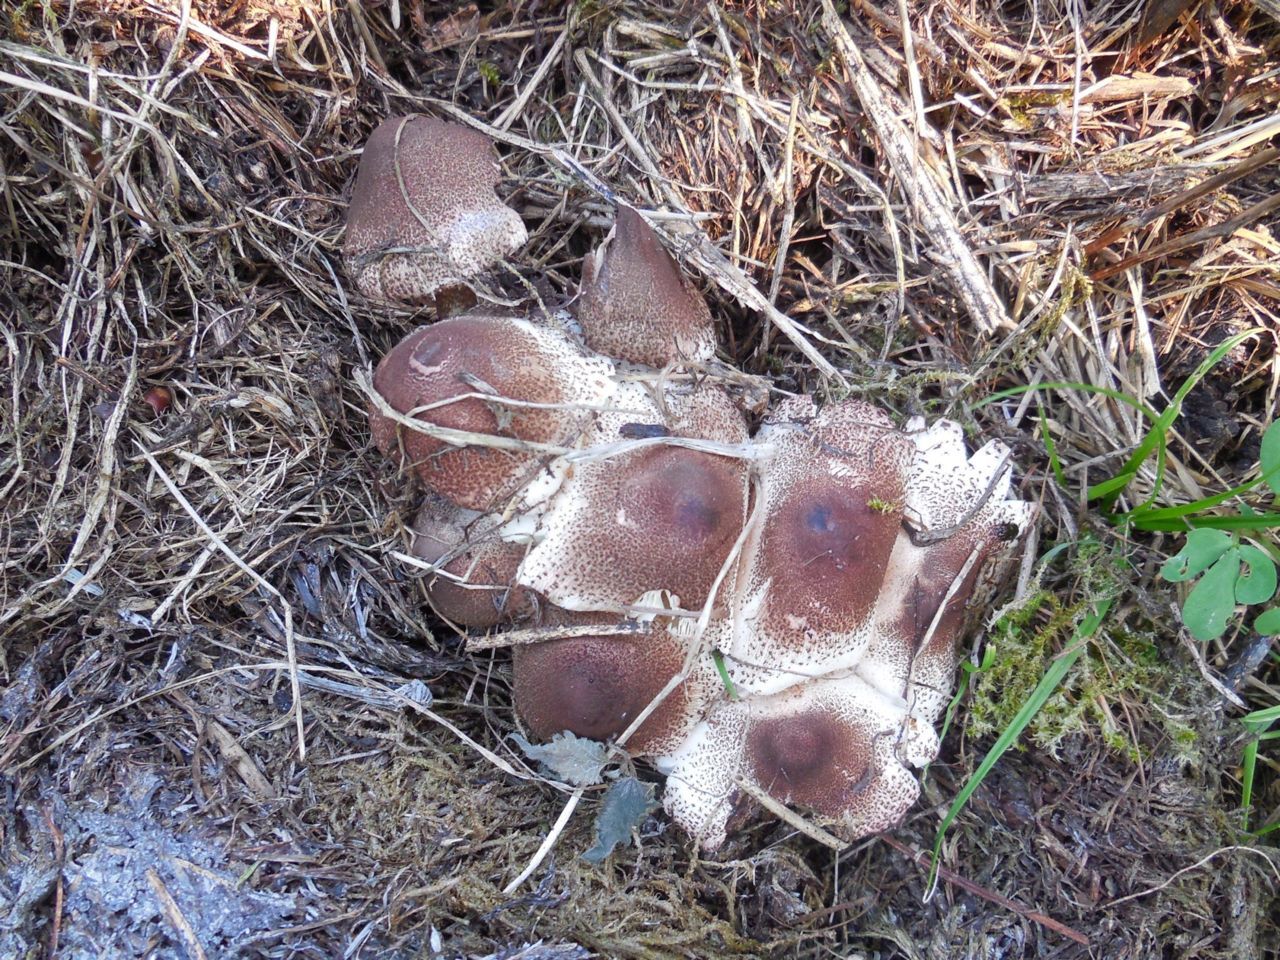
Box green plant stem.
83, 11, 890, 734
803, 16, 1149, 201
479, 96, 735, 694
927, 599, 1112, 891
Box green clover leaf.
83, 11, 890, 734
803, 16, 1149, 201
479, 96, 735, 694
1182, 548, 1241, 641
1161, 528, 1233, 582
1235, 546, 1278, 606
1255, 608, 1280, 636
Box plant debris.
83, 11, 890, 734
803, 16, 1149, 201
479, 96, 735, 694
582, 777, 659, 864
511, 732, 609, 788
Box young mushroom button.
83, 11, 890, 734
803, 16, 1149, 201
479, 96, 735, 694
344, 115, 528, 311
410, 493, 532, 629
575, 206, 716, 367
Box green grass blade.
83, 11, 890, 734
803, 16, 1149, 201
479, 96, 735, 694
1038, 406, 1068, 491
1130, 513, 1280, 532
1123, 422, 1280, 525
926, 599, 1112, 891
1093, 329, 1260, 510
1241, 737, 1259, 831
976, 381, 1160, 422
711, 649, 739, 701
1261, 420, 1280, 496
1241, 703, 1280, 735
936, 644, 998, 749
1124, 475, 1266, 523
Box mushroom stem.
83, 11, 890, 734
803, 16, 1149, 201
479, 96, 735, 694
432, 283, 477, 319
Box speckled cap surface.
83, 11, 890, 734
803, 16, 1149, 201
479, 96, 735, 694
514, 617, 720, 756
575, 206, 716, 367
368, 313, 614, 511
516, 398, 1033, 849
344, 115, 528, 304
722, 396, 916, 696
517, 381, 750, 613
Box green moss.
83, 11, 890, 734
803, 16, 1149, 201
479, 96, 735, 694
1032, 263, 1093, 340
968, 543, 1200, 763
967, 589, 1083, 745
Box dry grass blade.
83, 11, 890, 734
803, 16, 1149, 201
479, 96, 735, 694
138, 447, 307, 761
820, 0, 1013, 336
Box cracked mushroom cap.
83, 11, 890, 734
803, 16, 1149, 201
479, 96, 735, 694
860, 420, 1037, 762
410, 494, 533, 628
513, 616, 721, 756
344, 115, 528, 304
574, 206, 716, 367
516, 381, 750, 613
659, 674, 920, 850
723, 397, 915, 695
369, 313, 615, 511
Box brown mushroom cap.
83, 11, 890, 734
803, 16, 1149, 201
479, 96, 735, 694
861, 422, 1037, 762
574, 206, 716, 367
660, 675, 919, 849
517, 381, 749, 612
410, 494, 533, 628
745, 681, 919, 828
513, 617, 719, 755
748, 709, 860, 811
369, 313, 614, 511
724, 397, 915, 694
344, 115, 528, 304
367, 313, 1037, 851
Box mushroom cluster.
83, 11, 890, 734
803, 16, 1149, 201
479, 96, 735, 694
347, 115, 1035, 850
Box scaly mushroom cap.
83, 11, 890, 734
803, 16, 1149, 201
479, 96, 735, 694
517, 381, 750, 612
861, 419, 1037, 763
376, 312, 1036, 851
410, 494, 533, 628
659, 675, 920, 850
575, 206, 716, 367
514, 617, 721, 755
345, 115, 528, 304
369, 313, 615, 511
723, 397, 915, 695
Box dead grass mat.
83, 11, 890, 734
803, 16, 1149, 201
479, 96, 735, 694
2, 1, 1279, 957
